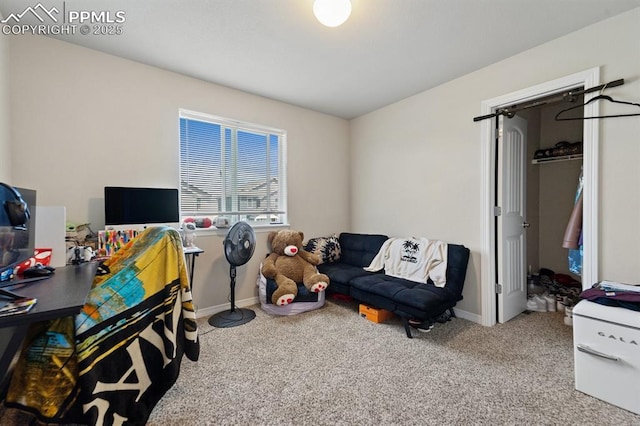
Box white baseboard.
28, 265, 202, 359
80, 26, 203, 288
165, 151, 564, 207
453, 308, 481, 324
195, 296, 259, 319
195, 298, 481, 325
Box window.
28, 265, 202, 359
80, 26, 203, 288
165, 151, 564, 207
179, 109, 287, 227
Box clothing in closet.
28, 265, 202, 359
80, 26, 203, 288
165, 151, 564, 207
563, 171, 583, 275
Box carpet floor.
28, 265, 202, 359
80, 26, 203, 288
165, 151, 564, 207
2, 299, 639, 425
146, 299, 640, 426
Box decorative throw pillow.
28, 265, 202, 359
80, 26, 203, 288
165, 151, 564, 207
304, 235, 341, 264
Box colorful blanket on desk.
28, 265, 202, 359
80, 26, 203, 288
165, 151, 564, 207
5, 226, 200, 425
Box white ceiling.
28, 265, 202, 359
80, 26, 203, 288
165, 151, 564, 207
2, 0, 640, 119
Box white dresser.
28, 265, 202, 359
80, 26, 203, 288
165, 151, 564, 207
573, 300, 640, 415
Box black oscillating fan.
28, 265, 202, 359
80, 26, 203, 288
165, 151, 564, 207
208, 221, 257, 328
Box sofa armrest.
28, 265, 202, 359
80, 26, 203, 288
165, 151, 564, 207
444, 244, 470, 298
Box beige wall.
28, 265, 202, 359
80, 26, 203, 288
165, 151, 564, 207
351, 8, 640, 317
6, 9, 640, 321
0, 12, 10, 183
8, 35, 350, 312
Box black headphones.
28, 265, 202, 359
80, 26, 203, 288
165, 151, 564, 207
0, 183, 30, 228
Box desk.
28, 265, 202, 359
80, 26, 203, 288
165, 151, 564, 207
183, 246, 204, 289
0, 262, 97, 382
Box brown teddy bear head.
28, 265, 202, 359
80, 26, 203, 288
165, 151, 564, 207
267, 230, 304, 257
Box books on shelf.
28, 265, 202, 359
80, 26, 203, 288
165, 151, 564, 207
0, 297, 37, 317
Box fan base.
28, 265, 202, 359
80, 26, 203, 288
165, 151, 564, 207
208, 308, 256, 328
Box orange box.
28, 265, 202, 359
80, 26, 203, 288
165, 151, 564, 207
359, 304, 394, 323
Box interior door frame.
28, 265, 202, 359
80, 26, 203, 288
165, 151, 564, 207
479, 67, 600, 327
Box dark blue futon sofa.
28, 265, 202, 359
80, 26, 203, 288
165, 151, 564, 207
317, 232, 470, 338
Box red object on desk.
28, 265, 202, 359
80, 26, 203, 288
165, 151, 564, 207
11, 248, 53, 276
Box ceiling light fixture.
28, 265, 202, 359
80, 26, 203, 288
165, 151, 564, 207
313, 0, 352, 28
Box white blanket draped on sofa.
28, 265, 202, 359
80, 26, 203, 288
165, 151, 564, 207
364, 237, 448, 287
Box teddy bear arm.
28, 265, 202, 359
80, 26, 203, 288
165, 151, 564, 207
261, 253, 279, 279
298, 250, 321, 266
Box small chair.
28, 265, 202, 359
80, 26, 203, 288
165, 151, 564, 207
256, 267, 325, 316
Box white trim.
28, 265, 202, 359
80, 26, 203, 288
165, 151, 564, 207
480, 68, 600, 327
179, 108, 286, 135
193, 223, 290, 237
452, 308, 481, 324
195, 296, 259, 319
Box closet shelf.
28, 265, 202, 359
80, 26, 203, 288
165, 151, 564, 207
532, 154, 583, 164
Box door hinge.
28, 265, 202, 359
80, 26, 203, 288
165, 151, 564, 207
493, 206, 502, 216
496, 283, 502, 294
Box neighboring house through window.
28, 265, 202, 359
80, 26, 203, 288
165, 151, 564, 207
179, 109, 287, 227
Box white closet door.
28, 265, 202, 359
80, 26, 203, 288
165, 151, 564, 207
498, 115, 528, 323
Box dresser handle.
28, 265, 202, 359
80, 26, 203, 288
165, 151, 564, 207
577, 344, 620, 361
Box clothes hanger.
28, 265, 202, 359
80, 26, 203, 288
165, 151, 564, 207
555, 85, 640, 121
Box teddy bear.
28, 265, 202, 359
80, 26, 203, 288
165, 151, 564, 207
261, 230, 330, 306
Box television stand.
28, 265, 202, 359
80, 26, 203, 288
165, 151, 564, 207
183, 246, 204, 289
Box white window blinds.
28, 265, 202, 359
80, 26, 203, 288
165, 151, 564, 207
179, 110, 286, 226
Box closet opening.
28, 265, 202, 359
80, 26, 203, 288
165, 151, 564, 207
515, 91, 585, 323
479, 68, 601, 327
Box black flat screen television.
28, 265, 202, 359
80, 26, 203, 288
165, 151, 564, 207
0, 184, 36, 280
104, 186, 180, 226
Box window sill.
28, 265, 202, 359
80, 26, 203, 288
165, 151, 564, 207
193, 223, 290, 237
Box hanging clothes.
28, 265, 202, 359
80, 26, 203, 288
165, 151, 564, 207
562, 191, 583, 249
563, 171, 583, 275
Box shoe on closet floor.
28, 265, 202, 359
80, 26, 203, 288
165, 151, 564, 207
543, 294, 557, 312
527, 295, 547, 312
564, 306, 574, 326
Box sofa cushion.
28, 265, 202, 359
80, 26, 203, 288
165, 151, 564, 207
304, 235, 341, 264
338, 233, 388, 267
317, 262, 374, 295
349, 243, 470, 320
350, 274, 456, 318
